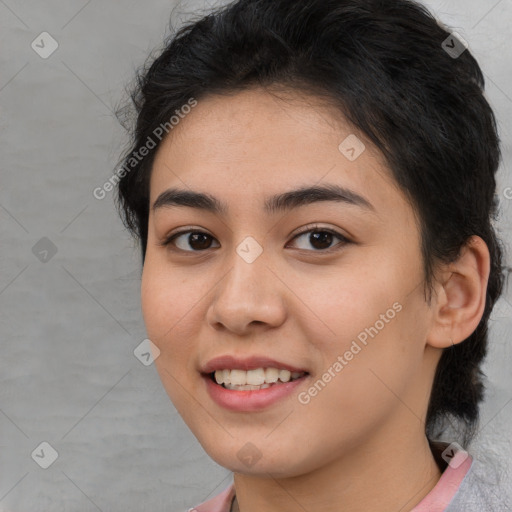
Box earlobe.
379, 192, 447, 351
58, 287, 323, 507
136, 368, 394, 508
426, 235, 490, 349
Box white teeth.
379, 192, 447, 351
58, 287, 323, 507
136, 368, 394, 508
265, 368, 279, 383
279, 369, 291, 382
213, 367, 306, 386
230, 369, 246, 386
224, 383, 272, 391
246, 368, 266, 386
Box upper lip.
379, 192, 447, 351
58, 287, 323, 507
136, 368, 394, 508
200, 355, 309, 374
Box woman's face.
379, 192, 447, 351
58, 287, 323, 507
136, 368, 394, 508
141, 88, 441, 477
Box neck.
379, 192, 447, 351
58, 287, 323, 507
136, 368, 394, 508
232, 429, 441, 512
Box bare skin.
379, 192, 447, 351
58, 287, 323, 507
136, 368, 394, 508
141, 87, 490, 512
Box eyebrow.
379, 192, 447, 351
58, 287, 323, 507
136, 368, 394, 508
152, 183, 375, 216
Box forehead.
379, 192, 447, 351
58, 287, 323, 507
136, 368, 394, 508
149, 88, 402, 216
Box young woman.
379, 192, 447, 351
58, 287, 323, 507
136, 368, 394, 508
114, 0, 509, 510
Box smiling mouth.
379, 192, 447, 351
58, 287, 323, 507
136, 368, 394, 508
207, 368, 309, 391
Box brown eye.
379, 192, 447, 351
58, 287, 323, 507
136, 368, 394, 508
288, 227, 349, 252
163, 231, 219, 252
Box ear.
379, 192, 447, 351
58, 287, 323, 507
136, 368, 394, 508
426, 235, 490, 349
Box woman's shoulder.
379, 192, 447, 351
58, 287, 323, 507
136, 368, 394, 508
444, 449, 511, 512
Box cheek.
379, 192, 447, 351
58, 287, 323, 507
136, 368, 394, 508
298, 266, 428, 414
140, 257, 189, 342
141, 262, 201, 417
140, 261, 190, 393
140, 257, 211, 378
290, 309, 425, 461
140, 266, 167, 342
289, 263, 400, 353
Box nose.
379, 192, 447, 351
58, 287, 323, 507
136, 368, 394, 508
206, 245, 287, 336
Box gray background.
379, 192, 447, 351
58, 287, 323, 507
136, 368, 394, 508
1, 0, 511, 510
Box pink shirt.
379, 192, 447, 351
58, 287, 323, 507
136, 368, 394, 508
189, 442, 473, 512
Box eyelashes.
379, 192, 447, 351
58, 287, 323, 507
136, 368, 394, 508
158, 224, 351, 255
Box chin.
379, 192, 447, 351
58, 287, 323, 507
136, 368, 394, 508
200, 438, 310, 477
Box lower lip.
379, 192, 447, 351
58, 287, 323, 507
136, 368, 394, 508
202, 374, 310, 412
